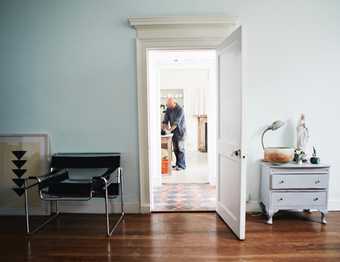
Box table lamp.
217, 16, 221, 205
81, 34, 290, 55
261, 120, 285, 149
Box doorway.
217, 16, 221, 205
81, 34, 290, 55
148, 50, 217, 212
129, 16, 246, 239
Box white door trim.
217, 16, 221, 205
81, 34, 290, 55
128, 16, 238, 213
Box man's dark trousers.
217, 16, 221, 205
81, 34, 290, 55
172, 135, 186, 169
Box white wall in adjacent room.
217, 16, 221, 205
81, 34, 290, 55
160, 68, 210, 152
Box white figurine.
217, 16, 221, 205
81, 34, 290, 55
296, 114, 310, 152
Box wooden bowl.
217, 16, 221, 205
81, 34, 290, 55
264, 147, 294, 163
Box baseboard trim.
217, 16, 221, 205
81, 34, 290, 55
59, 201, 139, 214
2, 200, 338, 215
140, 204, 150, 213
246, 201, 261, 212
328, 199, 340, 211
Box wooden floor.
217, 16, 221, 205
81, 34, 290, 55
0, 211, 340, 261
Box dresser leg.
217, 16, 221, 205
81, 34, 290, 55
267, 210, 274, 225
321, 211, 328, 224
267, 216, 273, 225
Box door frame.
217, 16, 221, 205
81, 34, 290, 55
128, 16, 240, 213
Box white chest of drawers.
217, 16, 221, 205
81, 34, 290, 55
260, 162, 330, 224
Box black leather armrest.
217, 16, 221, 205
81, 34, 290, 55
38, 169, 69, 190
93, 168, 118, 189
28, 169, 64, 181
24, 169, 68, 190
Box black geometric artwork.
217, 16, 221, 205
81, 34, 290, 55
12, 160, 26, 169
12, 169, 27, 178
12, 187, 25, 196
12, 178, 25, 187
12, 150, 26, 160
11, 150, 27, 197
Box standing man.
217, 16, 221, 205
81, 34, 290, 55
162, 97, 186, 171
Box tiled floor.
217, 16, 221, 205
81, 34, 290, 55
152, 183, 216, 211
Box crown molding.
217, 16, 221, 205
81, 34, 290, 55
128, 16, 238, 40
128, 16, 238, 27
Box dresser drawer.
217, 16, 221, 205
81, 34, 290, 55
271, 174, 329, 189
271, 167, 329, 174
271, 192, 326, 207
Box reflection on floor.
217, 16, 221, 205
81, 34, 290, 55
153, 184, 216, 211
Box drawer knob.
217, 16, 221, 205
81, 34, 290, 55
313, 197, 319, 201
279, 197, 284, 201
279, 180, 285, 184
315, 180, 320, 184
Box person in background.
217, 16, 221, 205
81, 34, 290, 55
162, 97, 186, 171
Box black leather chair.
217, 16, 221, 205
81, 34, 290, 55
24, 153, 124, 236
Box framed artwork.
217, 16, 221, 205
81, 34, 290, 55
0, 134, 50, 215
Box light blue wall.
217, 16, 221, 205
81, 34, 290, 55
0, 0, 241, 206
1, 0, 340, 209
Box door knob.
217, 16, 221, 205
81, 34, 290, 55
233, 149, 241, 158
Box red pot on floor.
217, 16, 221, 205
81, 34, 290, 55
161, 159, 169, 175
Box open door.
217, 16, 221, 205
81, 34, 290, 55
216, 26, 247, 240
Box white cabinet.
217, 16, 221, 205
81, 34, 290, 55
260, 162, 330, 224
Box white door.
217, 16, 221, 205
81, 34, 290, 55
216, 26, 247, 240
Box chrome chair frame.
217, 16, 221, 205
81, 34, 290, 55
24, 166, 124, 236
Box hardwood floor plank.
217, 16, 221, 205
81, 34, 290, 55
0, 212, 339, 261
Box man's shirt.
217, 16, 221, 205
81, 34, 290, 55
163, 104, 186, 139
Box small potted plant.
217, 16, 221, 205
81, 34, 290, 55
294, 149, 306, 164
310, 146, 320, 164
